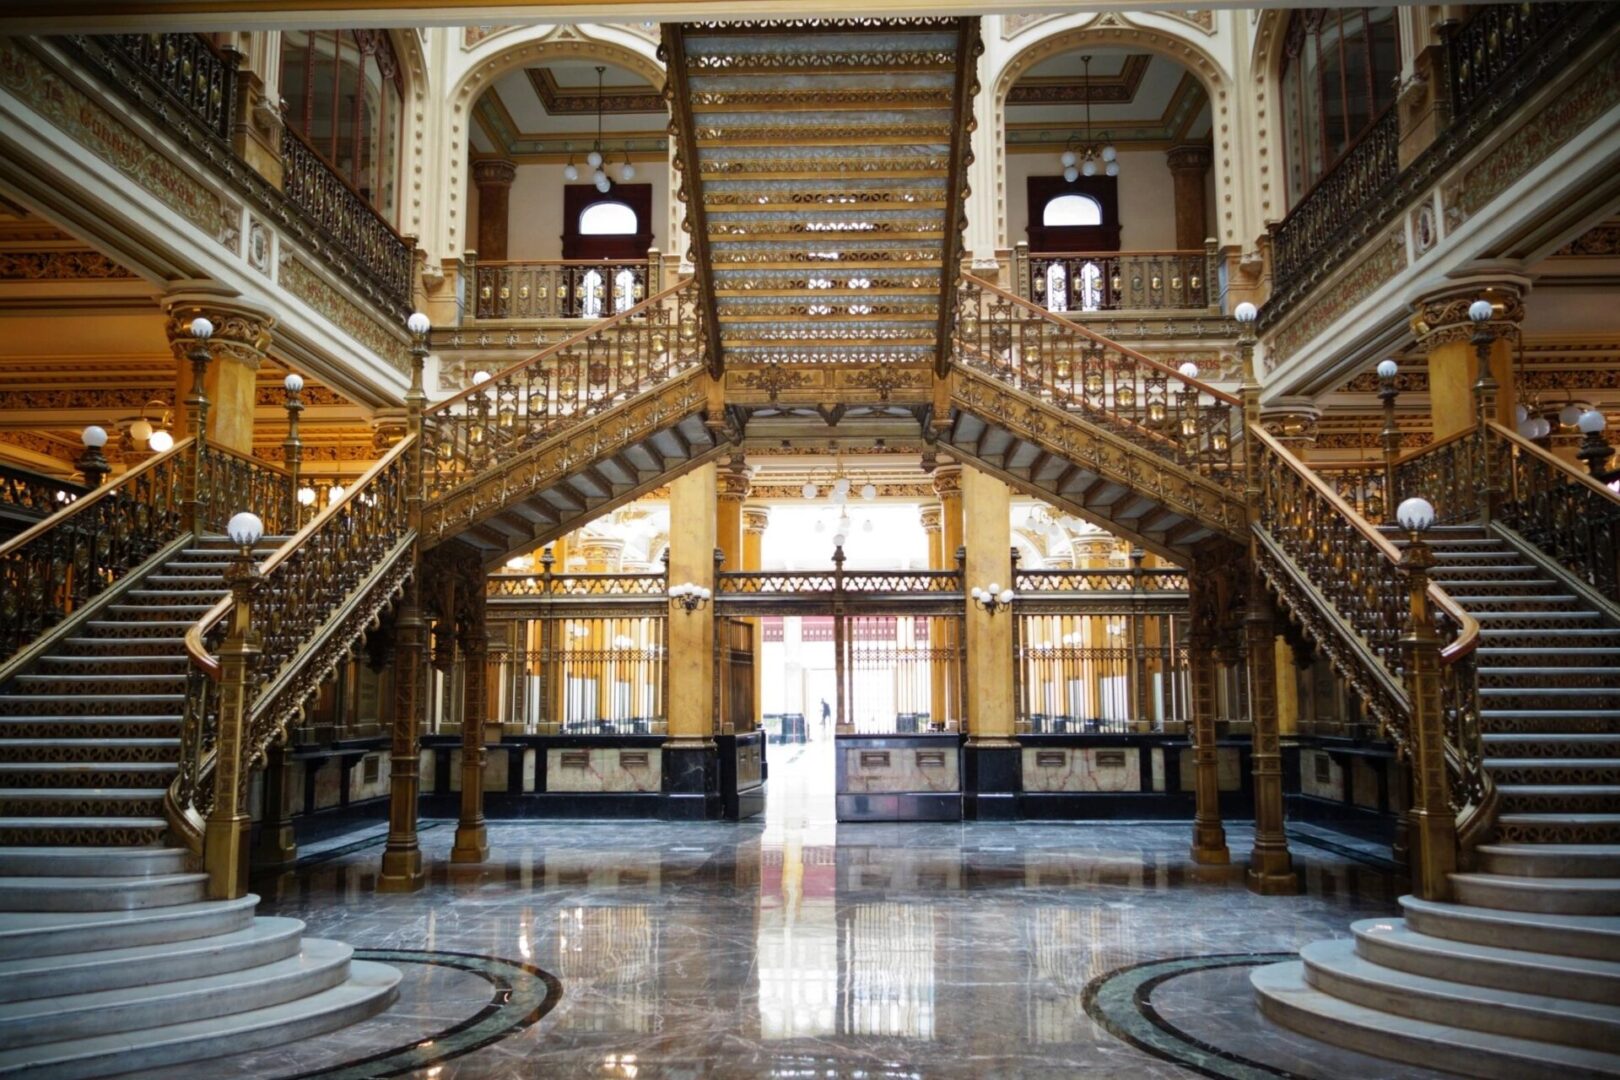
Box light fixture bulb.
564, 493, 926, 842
563, 163, 579, 181
593, 167, 606, 184
863, 518, 874, 533
1468, 299, 1494, 324
1377, 359, 1399, 380
801, 481, 817, 500
128, 418, 153, 442
327, 484, 346, 504
861, 483, 877, 501
1233, 301, 1258, 325
80, 425, 108, 448
1060, 150, 1077, 168
297, 485, 316, 506
1063, 166, 1079, 183
1533, 417, 1553, 439
147, 429, 173, 452
1515, 403, 1530, 424
472, 370, 491, 385
1396, 497, 1436, 533
1560, 403, 1585, 428
1578, 409, 1608, 434
834, 477, 851, 496
833, 532, 846, 547
406, 311, 431, 335
1101, 144, 1117, 163
283, 372, 304, 394
189, 317, 213, 340
587, 150, 603, 169
1081, 159, 1097, 177
596, 176, 612, 193
1105, 161, 1119, 177
226, 510, 264, 547
1178, 362, 1199, 379
619, 162, 635, 181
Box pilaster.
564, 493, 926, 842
472, 159, 517, 263
164, 285, 275, 455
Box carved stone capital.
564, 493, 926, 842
1409, 280, 1527, 348
742, 504, 771, 535
371, 408, 409, 449
919, 504, 943, 534
579, 538, 624, 572
719, 452, 751, 503
471, 158, 518, 189
932, 463, 962, 500
163, 284, 275, 369
1165, 144, 1213, 175
1259, 402, 1321, 449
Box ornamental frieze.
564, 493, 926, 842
0, 250, 138, 280
1553, 222, 1620, 257
1265, 232, 1407, 373
1409, 288, 1526, 348
278, 254, 410, 375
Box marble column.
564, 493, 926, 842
1187, 575, 1229, 865
1245, 578, 1297, 894
743, 505, 769, 731
165, 286, 275, 456
473, 159, 518, 263
717, 452, 750, 571
665, 463, 719, 818
1165, 145, 1213, 251
1410, 281, 1528, 440
451, 618, 490, 864
962, 465, 1018, 819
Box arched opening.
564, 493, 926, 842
1042, 193, 1103, 227
579, 200, 638, 236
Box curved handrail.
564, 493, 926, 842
1489, 420, 1620, 506
0, 436, 193, 559
960, 272, 1241, 405
1488, 419, 1620, 602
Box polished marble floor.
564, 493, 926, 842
147, 737, 1462, 1079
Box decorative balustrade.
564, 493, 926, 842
1312, 462, 1390, 524
955, 274, 1242, 486
1250, 427, 1490, 838
488, 570, 669, 600
1269, 106, 1400, 289
100, 32, 236, 143
471, 258, 658, 321
169, 436, 416, 855
422, 278, 707, 502
1490, 421, 1620, 602
279, 126, 414, 315
0, 440, 190, 665
0, 463, 86, 522
201, 444, 293, 538
1014, 246, 1217, 314
1015, 568, 1190, 594
718, 569, 962, 596
1448, 3, 1576, 124
1391, 429, 1481, 526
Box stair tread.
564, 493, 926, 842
0, 893, 258, 935
1253, 961, 1620, 1076
0, 788, 168, 797
0, 916, 304, 980
0, 815, 167, 829
0, 958, 399, 1073
0, 872, 206, 892
1402, 894, 1620, 933
1487, 759, 1620, 768
1479, 844, 1620, 856
1449, 872, 1620, 893
1352, 918, 1620, 978
1499, 813, 1620, 824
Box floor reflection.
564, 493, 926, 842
199, 740, 1434, 1079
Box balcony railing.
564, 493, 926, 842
470, 257, 659, 322
103, 32, 235, 142
1449, 3, 1577, 123
1013, 244, 1218, 314
0, 464, 87, 524
1270, 106, 1400, 290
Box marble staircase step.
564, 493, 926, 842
0, 718, 181, 741
0, 847, 189, 878
34, 656, 190, 676
1479, 628, 1620, 644
0, 695, 184, 717
1299, 937, 1620, 1052
10, 675, 186, 695
0, 958, 398, 1080
80, 621, 205, 638
1496, 813, 1620, 845
1480, 710, 1620, 735
1485, 734, 1620, 758
0, 872, 206, 913
0, 763, 179, 789
1485, 759, 1620, 785
1401, 894, 1620, 961
0, 739, 179, 764
0, 817, 168, 848
102, 604, 215, 621
1470, 610, 1603, 624
0, 916, 303, 1003
1450, 871, 1620, 916
1252, 961, 1620, 1080
1497, 784, 1620, 816
60, 637, 187, 654
1478, 843, 1620, 878
1478, 648, 1620, 667
0, 789, 165, 818
0, 893, 259, 960
0, 936, 354, 1049
1351, 917, 1620, 1004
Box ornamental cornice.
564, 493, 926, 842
163, 288, 275, 369
1408, 284, 1527, 348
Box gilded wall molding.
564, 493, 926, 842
278, 254, 410, 375
1265, 230, 1407, 373
0, 250, 138, 280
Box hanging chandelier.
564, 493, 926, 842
561, 66, 633, 192
1059, 55, 1119, 182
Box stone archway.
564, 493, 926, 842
992, 16, 1236, 250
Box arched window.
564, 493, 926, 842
579, 201, 639, 236
1042, 194, 1103, 228
1280, 8, 1400, 207
279, 30, 404, 220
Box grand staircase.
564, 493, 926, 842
0, 537, 399, 1078
1253, 525, 1620, 1079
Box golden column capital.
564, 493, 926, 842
162, 285, 276, 369
931, 462, 962, 500
742, 504, 771, 536
919, 504, 943, 534
1258, 402, 1321, 453
1408, 279, 1528, 348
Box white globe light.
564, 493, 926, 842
147, 429, 174, 452
596, 177, 612, 193
834, 477, 851, 496
833, 532, 847, 547
1517, 419, 1537, 438
1533, 417, 1553, 439
189, 317, 213, 340
863, 518, 874, 533
1578, 409, 1608, 435
1468, 299, 1494, 324
860, 483, 877, 501
971, 587, 984, 601
1560, 403, 1585, 428
1515, 403, 1529, 424
999, 589, 1015, 605
1233, 301, 1259, 324
128, 418, 153, 442
407, 311, 431, 335
283, 372, 304, 393
80, 424, 108, 448
471, 370, 491, 385
1081, 159, 1097, 177
592, 167, 606, 184
1105, 161, 1119, 177
1101, 144, 1117, 163
226, 510, 264, 547
1396, 497, 1436, 533
619, 162, 636, 182
801, 481, 818, 500
1063, 166, 1079, 183
586, 150, 603, 169
1060, 150, 1077, 168
327, 484, 346, 504
1376, 359, 1399, 380
563, 163, 579, 181
987, 582, 1000, 596
297, 485, 317, 506
1178, 362, 1199, 379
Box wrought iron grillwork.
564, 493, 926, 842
200, 444, 294, 537
841, 614, 965, 734
473, 260, 655, 321
1491, 421, 1620, 602
1018, 250, 1214, 313
0, 464, 86, 523
491, 611, 668, 736
0, 439, 190, 662
719, 569, 962, 597
1015, 612, 1191, 734
170, 437, 416, 849
1391, 429, 1481, 526
422, 278, 707, 501
1269, 105, 1399, 289
1448, 3, 1576, 124
279, 125, 414, 312
103, 32, 236, 142
955, 274, 1242, 485
1015, 568, 1190, 594
1313, 462, 1391, 524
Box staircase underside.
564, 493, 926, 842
421, 371, 722, 567
942, 366, 1247, 560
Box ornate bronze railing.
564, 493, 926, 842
488, 570, 669, 599
201, 444, 293, 538
0, 463, 87, 521
955, 274, 1242, 485
1490, 421, 1620, 602
422, 277, 707, 502
1313, 461, 1390, 524
1270, 105, 1400, 289
1251, 427, 1490, 842
0, 439, 190, 663
1014, 247, 1216, 313
471, 257, 658, 321
1449, 3, 1576, 124
1391, 428, 1481, 526
168, 436, 416, 856
279, 125, 413, 314
101, 32, 235, 143
1015, 568, 1189, 593
718, 569, 962, 595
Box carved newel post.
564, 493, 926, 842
282, 372, 305, 530
206, 510, 264, 900
1395, 495, 1457, 901
76, 425, 112, 488
1376, 358, 1401, 524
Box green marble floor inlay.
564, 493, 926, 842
281, 950, 562, 1080
1083, 952, 1302, 1080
